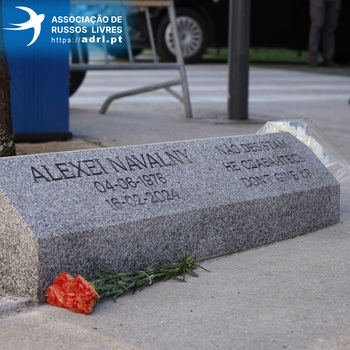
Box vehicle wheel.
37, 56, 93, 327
156, 8, 209, 63
69, 42, 88, 96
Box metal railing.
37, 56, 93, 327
70, 0, 192, 117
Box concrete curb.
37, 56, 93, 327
0, 297, 37, 315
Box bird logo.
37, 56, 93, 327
4, 6, 45, 46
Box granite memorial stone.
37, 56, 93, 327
0, 133, 340, 300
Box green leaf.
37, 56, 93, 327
91, 256, 208, 302
171, 276, 186, 282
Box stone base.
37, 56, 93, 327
0, 133, 340, 300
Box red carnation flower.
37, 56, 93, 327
46, 273, 99, 315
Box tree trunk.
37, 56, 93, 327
0, 0, 16, 157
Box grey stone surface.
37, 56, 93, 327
0, 132, 340, 301
0, 297, 37, 315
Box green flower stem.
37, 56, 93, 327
89, 256, 208, 302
